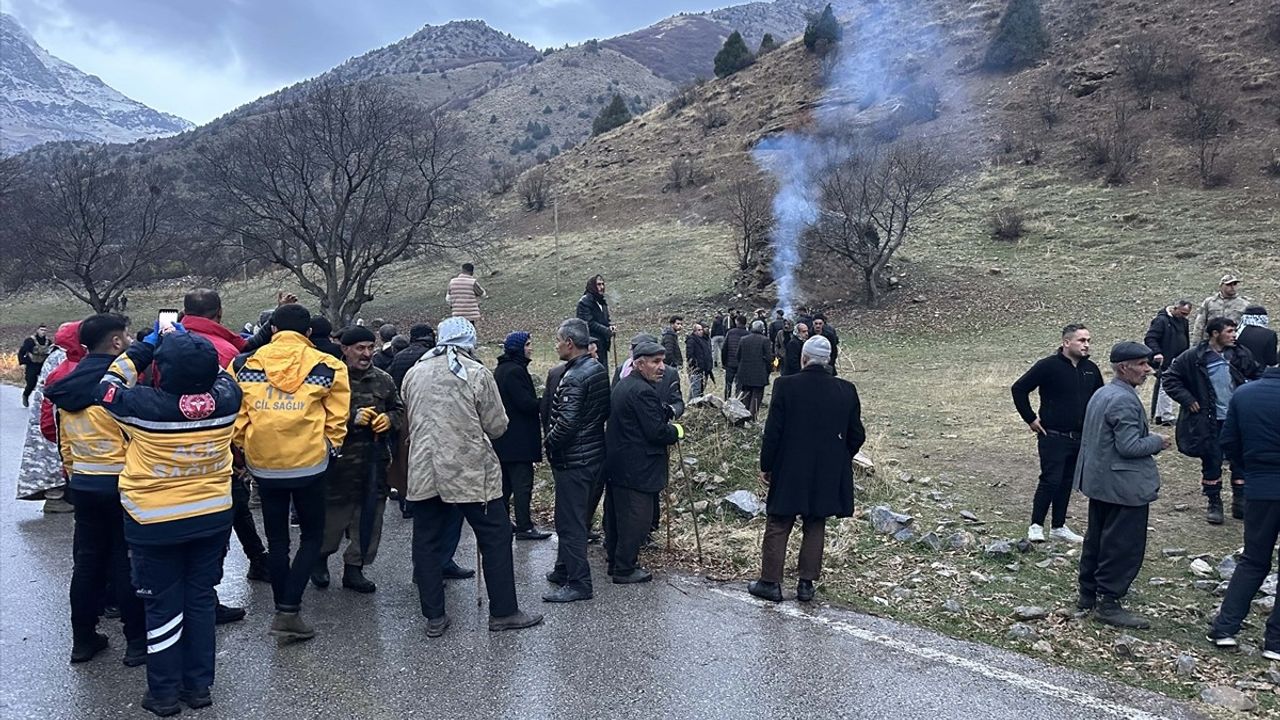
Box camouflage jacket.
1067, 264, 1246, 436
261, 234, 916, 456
330, 366, 404, 498
1192, 293, 1251, 341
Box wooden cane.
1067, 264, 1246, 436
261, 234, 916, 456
674, 440, 704, 565
476, 542, 483, 607
664, 486, 674, 554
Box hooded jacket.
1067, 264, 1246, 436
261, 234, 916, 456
44, 353, 128, 493
1142, 307, 1189, 369
181, 315, 246, 367
231, 331, 351, 486
39, 321, 86, 444
1163, 341, 1262, 457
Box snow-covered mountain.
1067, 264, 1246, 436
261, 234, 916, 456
0, 13, 193, 155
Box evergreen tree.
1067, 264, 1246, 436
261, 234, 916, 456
714, 31, 755, 78
758, 33, 778, 55
591, 94, 632, 136
983, 0, 1049, 71
803, 4, 842, 52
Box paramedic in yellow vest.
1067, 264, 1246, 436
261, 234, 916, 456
446, 262, 487, 324
230, 303, 350, 643
95, 325, 242, 716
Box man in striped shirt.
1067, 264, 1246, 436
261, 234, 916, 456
446, 262, 488, 325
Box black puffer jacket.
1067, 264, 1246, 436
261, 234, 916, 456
545, 354, 611, 469
1143, 307, 1189, 370
388, 340, 433, 389
722, 327, 749, 368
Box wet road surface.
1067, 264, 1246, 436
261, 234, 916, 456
0, 385, 1203, 719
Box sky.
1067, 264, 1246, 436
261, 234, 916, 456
7, 0, 735, 126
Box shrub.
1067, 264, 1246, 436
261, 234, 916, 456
1263, 154, 1280, 178
664, 156, 707, 192
584, 39, 600, 54
489, 114, 498, 124
1117, 33, 1200, 95
983, 0, 1049, 71
803, 4, 842, 53
1030, 79, 1064, 127
591, 94, 631, 136
543, 105, 553, 114
664, 79, 704, 118
1177, 79, 1231, 187
696, 102, 730, 133
758, 33, 778, 55
1082, 102, 1141, 185
989, 206, 1026, 240
901, 82, 941, 123
518, 167, 551, 211
714, 31, 755, 78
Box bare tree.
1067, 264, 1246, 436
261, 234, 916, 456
196, 81, 482, 324
8, 149, 173, 311
725, 174, 772, 273
1082, 101, 1142, 185
518, 166, 552, 211
810, 140, 956, 305
1177, 79, 1231, 187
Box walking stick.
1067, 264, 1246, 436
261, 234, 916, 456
663, 486, 674, 553
673, 440, 703, 565
476, 543, 483, 607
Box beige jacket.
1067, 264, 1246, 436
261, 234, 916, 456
401, 348, 508, 503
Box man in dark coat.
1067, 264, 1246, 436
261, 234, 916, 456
772, 318, 793, 365
767, 310, 786, 346
750, 336, 865, 603
811, 315, 840, 375
18, 324, 52, 406
1164, 317, 1263, 523
493, 331, 551, 541
307, 317, 345, 360
1207, 364, 1280, 653
576, 274, 614, 365
1238, 306, 1278, 368
721, 315, 750, 398
710, 311, 729, 368
735, 320, 774, 421
603, 341, 682, 584
660, 316, 684, 368
685, 322, 714, 398
782, 322, 808, 376
543, 319, 611, 603
371, 324, 399, 371
1143, 300, 1192, 424
1074, 342, 1169, 629
388, 324, 436, 389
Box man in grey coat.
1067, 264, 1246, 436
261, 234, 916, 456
1075, 342, 1171, 629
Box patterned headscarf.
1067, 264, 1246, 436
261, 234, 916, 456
426, 316, 477, 380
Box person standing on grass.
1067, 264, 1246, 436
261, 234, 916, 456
772, 318, 794, 368
1163, 317, 1263, 524
661, 316, 684, 369
1191, 274, 1250, 342
1010, 324, 1103, 544
576, 274, 615, 366
735, 320, 773, 422
782, 322, 808, 376
721, 315, 749, 398
19, 323, 52, 407
1074, 342, 1170, 630
1238, 306, 1278, 368
749, 336, 865, 604
446, 262, 488, 324
1206, 362, 1280, 655
1143, 299, 1192, 425
401, 316, 543, 637
685, 322, 714, 399
811, 315, 840, 375
493, 331, 553, 541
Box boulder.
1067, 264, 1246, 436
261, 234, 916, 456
892, 527, 916, 543
1200, 686, 1257, 712
948, 531, 975, 551
1006, 623, 1037, 641
1253, 596, 1275, 615
1012, 606, 1049, 621
1162, 548, 1188, 558
721, 398, 753, 424
721, 490, 765, 518
1032, 640, 1053, 655
917, 532, 945, 552
1112, 635, 1141, 658
1174, 654, 1197, 676
960, 510, 980, 522
1218, 555, 1238, 581
1263, 574, 1278, 597
1189, 558, 1214, 577
943, 598, 964, 614
984, 540, 1015, 558
870, 506, 914, 535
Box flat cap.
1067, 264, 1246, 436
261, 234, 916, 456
631, 341, 665, 359
1109, 341, 1151, 363
341, 326, 377, 345
630, 332, 658, 348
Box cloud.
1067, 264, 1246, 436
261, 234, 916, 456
6, 0, 731, 125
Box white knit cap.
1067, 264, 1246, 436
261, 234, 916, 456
802, 335, 831, 362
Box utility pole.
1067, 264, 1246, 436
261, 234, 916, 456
553, 198, 560, 296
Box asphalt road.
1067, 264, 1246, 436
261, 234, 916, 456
0, 383, 1204, 719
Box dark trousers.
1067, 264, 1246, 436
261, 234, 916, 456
1078, 498, 1148, 600
23, 364, 41, 401
130, 529, 230, 700
1032, 434, 1080, 528
724, 366, 739, 398
760, 514, 826, 583
258, 474, 326, 612
411, 497, 517, 619
501, 462, 536, 532
1212, 499, 1280, 645
1201, 420, 1242, 491
552, 464, 600, 594
587, 467, 606, 532
230, 474, 265, 560
604, 484, 654, 577
741, 386, 764, 420
70, 490, 144, 642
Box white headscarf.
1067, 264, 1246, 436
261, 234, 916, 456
425, 316, 477, 380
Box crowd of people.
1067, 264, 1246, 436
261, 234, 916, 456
1011, 273, 1279, 637
12, 265, 868, 716
12, 263, 1279, 714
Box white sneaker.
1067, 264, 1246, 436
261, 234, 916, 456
1050, 525, 1084, 544
1207, 633, 1239, 648
1027, 524, 1045, 542
1263, 648, 1280, 661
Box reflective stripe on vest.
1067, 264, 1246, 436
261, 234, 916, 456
72, 461, 125, 474
246, 455, 330, 480
119, 492, 231, 523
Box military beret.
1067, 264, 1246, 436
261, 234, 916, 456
1109, 341, 1151, 363
632, 341, 665, 359
341, 326, 377, 346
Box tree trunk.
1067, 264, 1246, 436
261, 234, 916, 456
863, 266, 879, 306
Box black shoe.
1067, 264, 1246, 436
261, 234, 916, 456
141, 693, 182, 717
612, 569, 654, 584
542, 586, 592, 603
514, 528, 553, 541
179, 688, 212, 709
426, 614, 451, 638
310, 566, 331, 589
748, 580, 783, 603
123, 638, 147, 667
1231, 488, 1245, 520
1076, 593, 1096, 611
545, 570, 567, 585
214, 603, 246, 625
342, 565, 376, 594
796, 579, 815, 602
246, 556, 271, 583
442, 562, 475, 580
70, 632, 109, 663
1206, 496, 1225, 525
489, 610, 545, 632
587, 531, 602, 544
1093, 597, 1150, 629
101, 604, 121, 619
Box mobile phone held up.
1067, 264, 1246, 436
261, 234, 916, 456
157, 309, 180, 331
